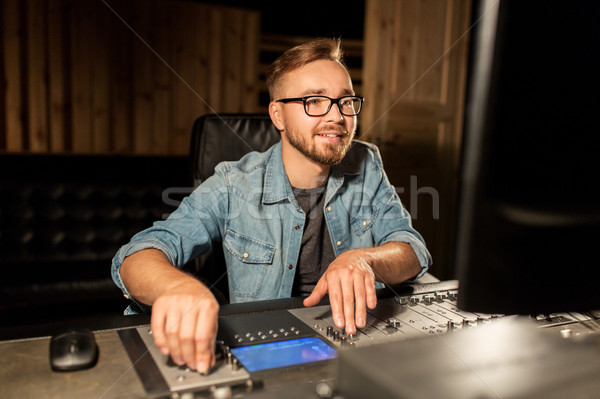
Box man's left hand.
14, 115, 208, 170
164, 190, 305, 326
303, 250, 377, 334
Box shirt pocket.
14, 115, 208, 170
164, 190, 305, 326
350, 204, 378, 235
223, 229, 276, 298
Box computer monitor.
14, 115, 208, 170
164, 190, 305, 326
455, 0, 600, 315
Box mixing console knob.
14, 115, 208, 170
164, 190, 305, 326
211, 386, 232, 399
326, 326, 333, 337
396, 297, 408, 305
340, 335, 348, 346
333, 331, 340, 341
447, 320, 460, 331
387, 318, 399, 328
466, 317, 477, 327
220, 345, 230, 360
315, 382, 334, 398
560, 328, 572, 338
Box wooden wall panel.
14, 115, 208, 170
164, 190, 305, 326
171, 0, 198, 154
47, 0, 67, 152
150, 0, 173, 155
208, 8, 224, 115
70, 0, 93, 152
2, 0, 25, 151
26, 0, 49, 152
0, 0, 261, 155
242, 13, 260, 112
362, 0, 472, 279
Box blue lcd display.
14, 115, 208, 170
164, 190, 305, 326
229, 336, 337, 372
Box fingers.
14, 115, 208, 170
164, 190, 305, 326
365, 273, 378, 310
323, 268, 355, 334
336, 268, 356, 334
327, 277, 345, 330
315, 258, 377, 335
177, 306, 199, 369
353, 275, 367, 330
164, 313, 187, 367
150, 304, 169, 356
303, 278, 328, 307
194, 303, 219, 373
150, 290, 219, 374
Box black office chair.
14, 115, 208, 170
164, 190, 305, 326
188, 113, 281, 303
190, 113, 281, 183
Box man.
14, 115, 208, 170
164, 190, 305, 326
111, 38, 431, 374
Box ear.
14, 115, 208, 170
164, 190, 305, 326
269, 101, 285, 131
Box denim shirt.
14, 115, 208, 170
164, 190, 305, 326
111, 140, 432, 312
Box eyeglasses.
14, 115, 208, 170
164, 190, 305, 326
276, 95, 365, 117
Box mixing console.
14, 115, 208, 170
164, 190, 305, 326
289, 279, 501, 348
119, 280, 600, 398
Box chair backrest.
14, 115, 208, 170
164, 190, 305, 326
190, 113, 281, 184
188, 113, 281, 303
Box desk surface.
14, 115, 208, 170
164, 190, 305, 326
0, 329, 147, 399
0, 319, 339, 399
0, 276, 441, 399
3, 274, 599, 399
3, 315, 600, 399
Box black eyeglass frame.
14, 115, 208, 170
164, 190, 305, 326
275, 95, 365, 117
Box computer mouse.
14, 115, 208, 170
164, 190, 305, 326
49, 327, 99, 372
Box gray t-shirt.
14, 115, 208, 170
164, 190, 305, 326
292, 184, 336, 296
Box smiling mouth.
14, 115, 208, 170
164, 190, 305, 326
315, 127, 348, 137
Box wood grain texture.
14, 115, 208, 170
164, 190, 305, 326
0, 0, 261, 155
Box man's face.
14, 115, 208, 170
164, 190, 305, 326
274, 60, 357, 166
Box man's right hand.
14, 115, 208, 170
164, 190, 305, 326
150, 280, 220, 374
119, 249, 220, 374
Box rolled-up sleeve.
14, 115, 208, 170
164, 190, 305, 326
110, 174, 229, 309
381, 231, 432, 279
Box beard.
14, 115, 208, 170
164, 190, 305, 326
285, 124, 355, 166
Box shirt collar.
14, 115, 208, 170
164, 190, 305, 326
262, 140, 364, 204
262, 141, 292, 204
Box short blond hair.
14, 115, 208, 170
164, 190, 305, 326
266, 38, 347, 100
